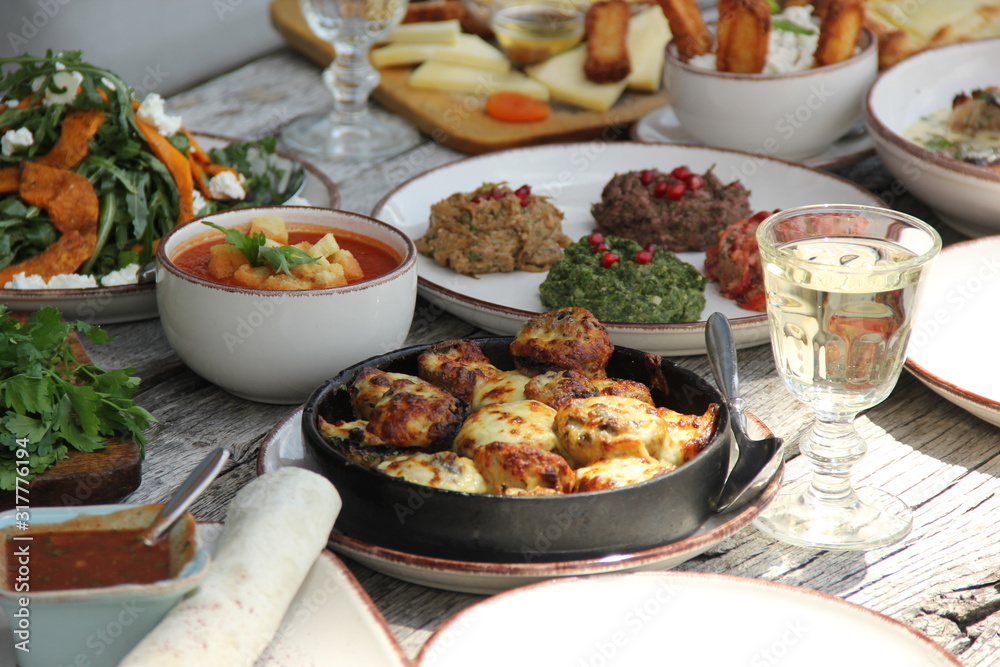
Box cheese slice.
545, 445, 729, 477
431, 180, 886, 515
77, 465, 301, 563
525, 44, 626, 112
372, 33, 510, 73
410, 61, 549, 100
384, 19, 461, 44
626, 5, 671, 92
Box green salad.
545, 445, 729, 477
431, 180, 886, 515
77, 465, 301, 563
539, 234, 706, 323
0, 51, 304, 280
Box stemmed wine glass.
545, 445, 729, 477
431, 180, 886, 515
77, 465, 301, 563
281, 0, 421, 161
753, 204, 941, 550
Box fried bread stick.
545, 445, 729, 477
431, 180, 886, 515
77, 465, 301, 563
402, 0, 466, 24
583, 0, 632, 84
716, 0, 770, 73
813, 0, 864, 67
657, 0, 712, 60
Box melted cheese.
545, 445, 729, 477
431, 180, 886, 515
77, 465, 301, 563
471, 370, 531, 409
574, 457, 675, 493
378, 452, 487, 493
554, 395, 666, 468
454, 399, 559, 458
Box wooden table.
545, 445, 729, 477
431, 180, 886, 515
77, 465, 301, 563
78, 49, 999, 665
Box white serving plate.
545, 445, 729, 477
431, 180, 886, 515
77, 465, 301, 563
905, 237, 1000, 427
0, 133, 339, 324
371, 142, 883, 356
631, 105, 876, 170
415, 572, 960, 667
256, 406, 783, 595
0, 524, 409, 667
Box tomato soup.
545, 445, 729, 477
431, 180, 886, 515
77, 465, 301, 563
5, 528, 172, 591
172, 222, 402, 288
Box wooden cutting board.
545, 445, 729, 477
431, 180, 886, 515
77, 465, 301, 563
269, 0, 670, 155
0, 317, 142, 511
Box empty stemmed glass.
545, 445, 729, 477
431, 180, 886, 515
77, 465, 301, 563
753, 204, 941, 550
281, 0, 421, 161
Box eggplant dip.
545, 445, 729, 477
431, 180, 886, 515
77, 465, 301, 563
415, 183, 571, 276
591, 166, 751, 252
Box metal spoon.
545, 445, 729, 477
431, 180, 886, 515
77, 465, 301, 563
706, 313, 782, 513
138, 447, 230, 546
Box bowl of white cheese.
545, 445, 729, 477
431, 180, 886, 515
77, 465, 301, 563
664, 5, 877, 161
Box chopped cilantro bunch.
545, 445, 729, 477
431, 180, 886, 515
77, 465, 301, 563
0, 306, 155, 490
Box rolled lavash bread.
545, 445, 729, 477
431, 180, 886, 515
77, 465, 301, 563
120, 467, 341, 666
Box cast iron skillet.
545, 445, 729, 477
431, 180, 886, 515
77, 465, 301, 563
302, 337, 745, 564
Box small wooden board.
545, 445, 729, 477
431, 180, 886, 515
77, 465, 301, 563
0, 315, 142, 510
269, 0, 670, 155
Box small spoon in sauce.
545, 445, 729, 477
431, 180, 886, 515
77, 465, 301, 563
138, 447, 230, 546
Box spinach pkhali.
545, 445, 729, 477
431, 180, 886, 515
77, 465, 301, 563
539, 235, 706, 323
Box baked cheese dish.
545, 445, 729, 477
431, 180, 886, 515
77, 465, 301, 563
864, 0, 1000, 68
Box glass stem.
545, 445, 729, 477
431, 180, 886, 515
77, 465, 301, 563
324, 41, 379, 125
801, 416, 866, 506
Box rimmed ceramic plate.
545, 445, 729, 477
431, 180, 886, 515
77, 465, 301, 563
256, 405, 784, 595
371, 142, 883, 356
0, 133, 339, 325
0, 523, 410, 667
415, 572, 961, 666
631, 105, 876, 170
905, 237, 1000, 427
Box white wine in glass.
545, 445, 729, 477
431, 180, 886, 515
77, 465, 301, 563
281, 0, 420, 161
754, 205, 941, 550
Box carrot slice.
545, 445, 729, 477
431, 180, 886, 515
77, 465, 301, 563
36, 108, 106, 170
484, 91, 551, 123
134, 116, 194, 226
181, 128, 211, 165
0, 166, 19, 194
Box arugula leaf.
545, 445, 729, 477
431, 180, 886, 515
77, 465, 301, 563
0, 306, 156, 490
201, 220, 317, 278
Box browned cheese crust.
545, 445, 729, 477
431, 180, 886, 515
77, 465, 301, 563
554, 395, 669, 468
574, 457, 676, 492
418, 339, 501, 403
583, 0, 632, 83
474, 441, 575, 494
510, 307, 614, 378
524, 370, 599, 409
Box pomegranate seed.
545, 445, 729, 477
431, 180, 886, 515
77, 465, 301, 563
667, 183, 686, 201
640, 169, 654, 185
635, 250, 653, 264
515, 185, 531, 197
471, 196, 482, 203
671, 166, 692, 180
643, 243, 657, 254
653, 181, 670, 198
727, 181, 743, 189
601, 252, 620, 268
588, 232, 604, 246
595, 242, 611, 253
751, 210, 771, 223
489, 186, 507, 199
685, 174, 704, 190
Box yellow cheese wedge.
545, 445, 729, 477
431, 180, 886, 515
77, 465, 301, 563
524, 45, 626, 112
372, 34, 510, 73
410, 61, 549, 100
428, 34, 511, 73
626, 5, 671, 92
384, 19, 461, 44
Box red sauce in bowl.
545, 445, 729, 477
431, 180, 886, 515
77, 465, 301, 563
5, 529, 172, 591
171, 223, 402, 288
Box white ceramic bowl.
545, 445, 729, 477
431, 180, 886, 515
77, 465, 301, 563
863, 38, 1000, 238
664, 28, 877, 161
156, 206, 418, 404
0, 504, 208, 667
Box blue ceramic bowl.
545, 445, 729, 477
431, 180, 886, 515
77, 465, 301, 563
0, 504, 209, 667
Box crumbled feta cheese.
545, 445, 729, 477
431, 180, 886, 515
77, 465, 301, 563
209, 170, 247, 200
137, 93, 182, 137
4, 271, 99, 289
192, 189, 209, 215
1, 128, 33, 156
100, 263, 141, 286
30, 69, 85, 106
4, 99, 18, 108
689, 6, 821, 74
